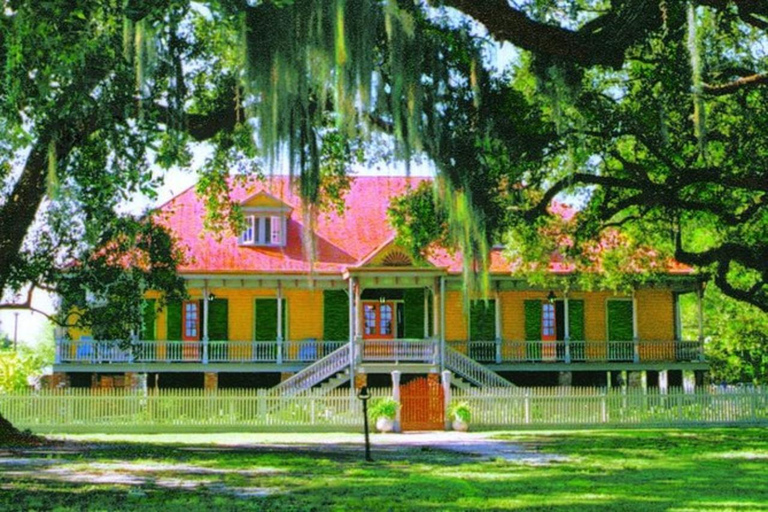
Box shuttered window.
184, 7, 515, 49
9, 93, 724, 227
470, 300, 496, 341
607, 300, 634, 341
254, 298, 287, 341
403, 289, 427, 339
323, 290, 349, 341
208, 299, 229, 341
141, 299, 156, 341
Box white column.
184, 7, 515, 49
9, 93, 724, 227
697, 283, 705, 361
202, 281, 209, 364
354, 278, 362, 341
432, 279, 440, 340
494, 284, 502, 364
392, 370, 402, 433
441, 370, 452, 431
632, 289, 639, 364
276, 281, 283, 365
440, 276, 446, 372
348, 278, 356, 392
276, 281, 283, 342
564, 291, 571, 364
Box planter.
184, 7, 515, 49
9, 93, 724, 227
376, 417, 395, 433
452, 419, 469, 432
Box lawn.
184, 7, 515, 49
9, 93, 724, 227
1, 428, 767, 511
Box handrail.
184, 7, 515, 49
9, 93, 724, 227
357, 338, 437, 363
445, 347, 514, 388
270, 343, 351, 397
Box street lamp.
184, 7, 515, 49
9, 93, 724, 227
356, 385, 373, 462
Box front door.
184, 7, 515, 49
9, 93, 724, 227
363, 302, 395, 359
541, 302, 556, 360
182, 300, 201, 360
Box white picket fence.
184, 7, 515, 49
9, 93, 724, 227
1, 386, 765, 433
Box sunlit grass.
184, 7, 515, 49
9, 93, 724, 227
1, 428, 766, 511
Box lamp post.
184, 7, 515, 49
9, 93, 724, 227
356, 385, 373, 462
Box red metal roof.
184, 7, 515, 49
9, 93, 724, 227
156, 176, 692, 276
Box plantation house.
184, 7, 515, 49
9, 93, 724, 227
54, 177, 707, 396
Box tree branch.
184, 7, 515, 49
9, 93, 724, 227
438, 0, 663, 68
703, 73, 768, 96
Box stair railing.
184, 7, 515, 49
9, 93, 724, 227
270, 343, 352, 397
445, 346, 514, 388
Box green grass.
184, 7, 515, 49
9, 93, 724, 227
1, 429, 767, 511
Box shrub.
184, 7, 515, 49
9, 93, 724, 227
448, 401, 472, 423
369, 397, 399, 420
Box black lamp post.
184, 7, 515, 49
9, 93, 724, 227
356, 385, 373, 462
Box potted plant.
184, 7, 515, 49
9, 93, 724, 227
448, 401, 472, 432
369, 397, 399, 433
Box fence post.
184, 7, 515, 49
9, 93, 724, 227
310, 393, 316, 425
601, 389, 607, 424
524, 390, 530, 425
258, 389, 267, 424
676, 390, 683, 422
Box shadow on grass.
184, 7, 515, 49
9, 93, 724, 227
1, 428, 767, 511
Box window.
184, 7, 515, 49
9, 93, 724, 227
240, 215, 285, 246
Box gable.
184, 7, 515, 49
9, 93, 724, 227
361, 240, 428, 268
241, 191, 293, 212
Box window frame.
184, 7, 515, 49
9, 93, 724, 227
239, 214, 286, 247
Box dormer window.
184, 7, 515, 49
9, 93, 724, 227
240, 215, 286, 247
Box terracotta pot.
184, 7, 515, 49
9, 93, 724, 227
376, 417, 395, 433
452, 419, 469, 432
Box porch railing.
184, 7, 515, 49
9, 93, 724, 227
56, 339, 347, 365
56, 338, 706, 365
356, 338, 438, 363
448, 339, 705, 364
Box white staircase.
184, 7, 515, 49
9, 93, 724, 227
445, 346, 514, 388
317, 368, 351, 394
451, 375, 472, 390
270, 344, 351, 397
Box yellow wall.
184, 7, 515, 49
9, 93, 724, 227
155, 288, 325, 342
444, 291, 468, 341
285, 289, 324, 340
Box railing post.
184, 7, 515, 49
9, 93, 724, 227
495, 339, 502, 364
277, 339, 283, 365
54, 338, 62, 364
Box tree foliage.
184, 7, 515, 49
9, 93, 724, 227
1, 1, 767, 330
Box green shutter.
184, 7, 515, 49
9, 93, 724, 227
470, 300, 496, 341
607, 300, 634, 341
141, 299, 156, 341
323, 290, 349, 341
167, 300, 182, 340
254, 298, 286, 341
403, 289, 426, 339
568, 300, 585, 341
208, 299, 228, 341
524, 300, 542, 341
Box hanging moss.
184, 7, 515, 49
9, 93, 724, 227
687, 2, 706, 155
